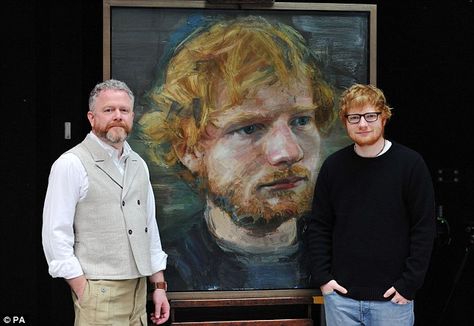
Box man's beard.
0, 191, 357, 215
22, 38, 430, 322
95, 123, 131, 144
206, 165, 314, 233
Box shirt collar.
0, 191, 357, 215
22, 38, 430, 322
89, 131, 131, 161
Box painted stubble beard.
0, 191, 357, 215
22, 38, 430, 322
206, 164, 314, 232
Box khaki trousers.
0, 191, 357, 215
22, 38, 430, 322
72, 277, 147, 326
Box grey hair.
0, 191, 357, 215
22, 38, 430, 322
88, 79, 135, 111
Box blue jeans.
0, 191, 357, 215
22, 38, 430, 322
323, 292, 414, 326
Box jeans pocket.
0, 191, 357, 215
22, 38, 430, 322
389, 299, 413, 306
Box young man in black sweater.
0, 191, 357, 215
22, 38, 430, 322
307, 84, 435, 325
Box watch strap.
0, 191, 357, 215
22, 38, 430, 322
151, 281, 167, 291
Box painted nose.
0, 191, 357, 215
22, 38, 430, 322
265, 124, 303, 166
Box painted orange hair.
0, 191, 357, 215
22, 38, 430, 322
138, 16, 335, 168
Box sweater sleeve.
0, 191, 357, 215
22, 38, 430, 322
394, 156, 436, 299
306, 162, 335, 288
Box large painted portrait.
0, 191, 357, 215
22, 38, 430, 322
103, 0, 376, 297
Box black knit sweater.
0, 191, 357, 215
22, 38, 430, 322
307, 141, 435, 300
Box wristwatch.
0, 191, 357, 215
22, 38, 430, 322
151, 281, 167, 291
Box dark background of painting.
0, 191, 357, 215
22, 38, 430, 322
111, 6, 369, 276
2, 0, 472, 325
110, 7, 372, 103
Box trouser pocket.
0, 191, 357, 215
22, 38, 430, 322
75, 280, 112, 325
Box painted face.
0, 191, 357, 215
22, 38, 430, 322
87, 89, 134, 147
345, 104, 386, 147
197, 79, 321, 229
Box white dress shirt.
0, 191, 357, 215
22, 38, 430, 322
42, 132, 167, 279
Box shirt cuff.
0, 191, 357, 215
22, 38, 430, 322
48, 256, 84, 279
151, 252, 168, 274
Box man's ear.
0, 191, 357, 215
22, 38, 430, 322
87, 111, 95, 127
174, 143, 204, 174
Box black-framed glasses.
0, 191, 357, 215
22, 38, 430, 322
345, 112, 382, 124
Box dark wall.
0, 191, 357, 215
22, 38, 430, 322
3, 1, 39, 323
3, 0, 472, 325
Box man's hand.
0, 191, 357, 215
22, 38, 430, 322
320, 279, 348, 295
149, 289, 170, 325
383, 286, 410, 304
66, 275, 87, 302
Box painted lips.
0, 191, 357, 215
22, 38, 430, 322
259, 176, 307, 191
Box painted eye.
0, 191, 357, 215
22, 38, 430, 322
291, 116, 311, 126
228, 123, 264, 138
240, 125, 258, 134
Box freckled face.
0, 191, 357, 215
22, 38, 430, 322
345, 104, 386, 147
198, 79, 321, 229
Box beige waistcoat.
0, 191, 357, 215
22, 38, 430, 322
69, 134, 153, 279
